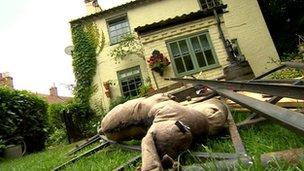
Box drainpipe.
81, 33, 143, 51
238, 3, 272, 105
213, 9, 235, 63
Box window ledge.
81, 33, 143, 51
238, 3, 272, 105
110, 42, 120, 46
176, 64, 222, 78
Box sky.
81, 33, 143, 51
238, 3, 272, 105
0, 0, 131, 96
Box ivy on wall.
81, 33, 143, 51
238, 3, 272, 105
110, 33, 145, 60
71, 21, 105, 105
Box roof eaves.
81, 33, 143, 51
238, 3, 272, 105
134, 5, 227, 35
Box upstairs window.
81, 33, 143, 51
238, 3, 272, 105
107, 16, 130, 44
199, 0, 222, 10
117, 66, 142, 97
167, 33, 219, 76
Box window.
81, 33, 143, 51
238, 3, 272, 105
118, 66, 142, 97
168, 33, 218, 76
107, 16, 130, 44
199, 0, 222, 10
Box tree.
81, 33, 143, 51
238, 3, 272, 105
258, 0, 304, 57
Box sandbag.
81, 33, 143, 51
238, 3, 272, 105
150, 100, 209, 138
189, 99, 229, 135
141, 99, 228, 170
149, 99, 228, 137
141, 120, 192, 171
99, 94, 229, 170
99, 93, 171, 141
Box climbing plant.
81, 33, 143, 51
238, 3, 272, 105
110, 33, 145, 60
71, 21, 105, 105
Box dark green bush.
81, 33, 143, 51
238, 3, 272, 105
65, 101, 102, 137
46, 100, 101, 144
48, 103, 65, 130
0, 87, 48, 153
0, 139, 5, 151
46, 103, 66, 146
46, 128, 67, 147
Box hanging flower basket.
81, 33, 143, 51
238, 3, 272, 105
103, 81, 110, 90
147, 50, 170, 76
151, 65, 165, 76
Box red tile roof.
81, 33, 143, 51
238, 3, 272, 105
37, 93, 72, 104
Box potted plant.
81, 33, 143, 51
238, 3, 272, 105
139, 83, 155, 96
103, 81, 111, 90
105, 90, 111, 98
147, 50, 170, 76
2, 137, 26, 159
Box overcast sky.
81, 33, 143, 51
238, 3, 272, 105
0, 0, 131, 96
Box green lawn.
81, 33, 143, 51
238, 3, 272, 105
0, 141, 139, 171
1, 112, 304, 171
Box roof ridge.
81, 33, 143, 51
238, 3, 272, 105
70, 0, 159, 23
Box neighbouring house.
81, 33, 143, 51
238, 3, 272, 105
36, 86, 72, 104
0, 73, 14, 88
70, 0, 280, 109
0, 72, 71, 104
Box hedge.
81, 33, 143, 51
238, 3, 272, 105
47, 100, 100, 144
48, 103, 65, 130
0, 87, 48, 153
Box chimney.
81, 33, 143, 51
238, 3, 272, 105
2, 72, 14, 88
50, 86, 58, 96
85, 0, 102, 15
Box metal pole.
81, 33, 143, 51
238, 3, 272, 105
113, 155, 141, 171
227, 112, 246, 155
283, 62, 304, 70
165, 78, 304, 100
254, 61, 304, 80
215, 89, 304, 134
53, 142, 110, 171
254, 65, 285, 80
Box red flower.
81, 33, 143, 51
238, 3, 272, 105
147, 50, 170, 69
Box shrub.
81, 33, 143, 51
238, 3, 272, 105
46, 103, 66, 146
270, 68, 303, 79
62, 101, 97, 137
45, 128, 67, 147
47, 103, 65, 130
270, 54, 303, 79
0, 139, 5, 151
54, 101, 100, 143
0, 87, 48, 153
46, 100, 102, 144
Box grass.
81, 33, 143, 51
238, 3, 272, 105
0, 141, 139, 171
1, 111, 304, 170
178, 111, 304, 170
64, 147, 139, 171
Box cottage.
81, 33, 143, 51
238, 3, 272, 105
70, 0, 280, 109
